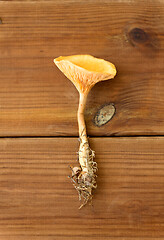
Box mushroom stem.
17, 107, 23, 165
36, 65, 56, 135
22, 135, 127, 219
69, 90, 97, 208
71, 92, 97, 208
78, 92, 88, 142
77, 92, 89, 174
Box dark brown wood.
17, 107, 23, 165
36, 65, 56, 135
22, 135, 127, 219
0, 137, 164, 239
0, 1, 163, 136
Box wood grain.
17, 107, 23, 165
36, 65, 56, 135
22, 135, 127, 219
0, 1, 163, 136
0, 137, 164, 239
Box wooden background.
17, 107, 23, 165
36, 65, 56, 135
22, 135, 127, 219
0, 0, 164, 239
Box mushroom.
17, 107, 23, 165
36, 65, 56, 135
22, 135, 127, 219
54, 55, 116, 208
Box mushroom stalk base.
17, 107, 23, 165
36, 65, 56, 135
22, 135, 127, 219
70, 93, 97, 209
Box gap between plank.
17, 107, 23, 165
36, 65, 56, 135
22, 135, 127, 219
0, 135, 163, 139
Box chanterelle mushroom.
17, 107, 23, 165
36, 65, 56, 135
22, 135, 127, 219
54, 55, 116, 208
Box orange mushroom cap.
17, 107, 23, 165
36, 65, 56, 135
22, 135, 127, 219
54, 55, 116, 94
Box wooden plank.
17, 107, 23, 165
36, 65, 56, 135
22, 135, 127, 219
0, 137, 164, 239
0, 1, 163, 136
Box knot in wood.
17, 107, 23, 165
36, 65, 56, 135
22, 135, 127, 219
94, 104, 115, 127
129, 28, 149, 44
